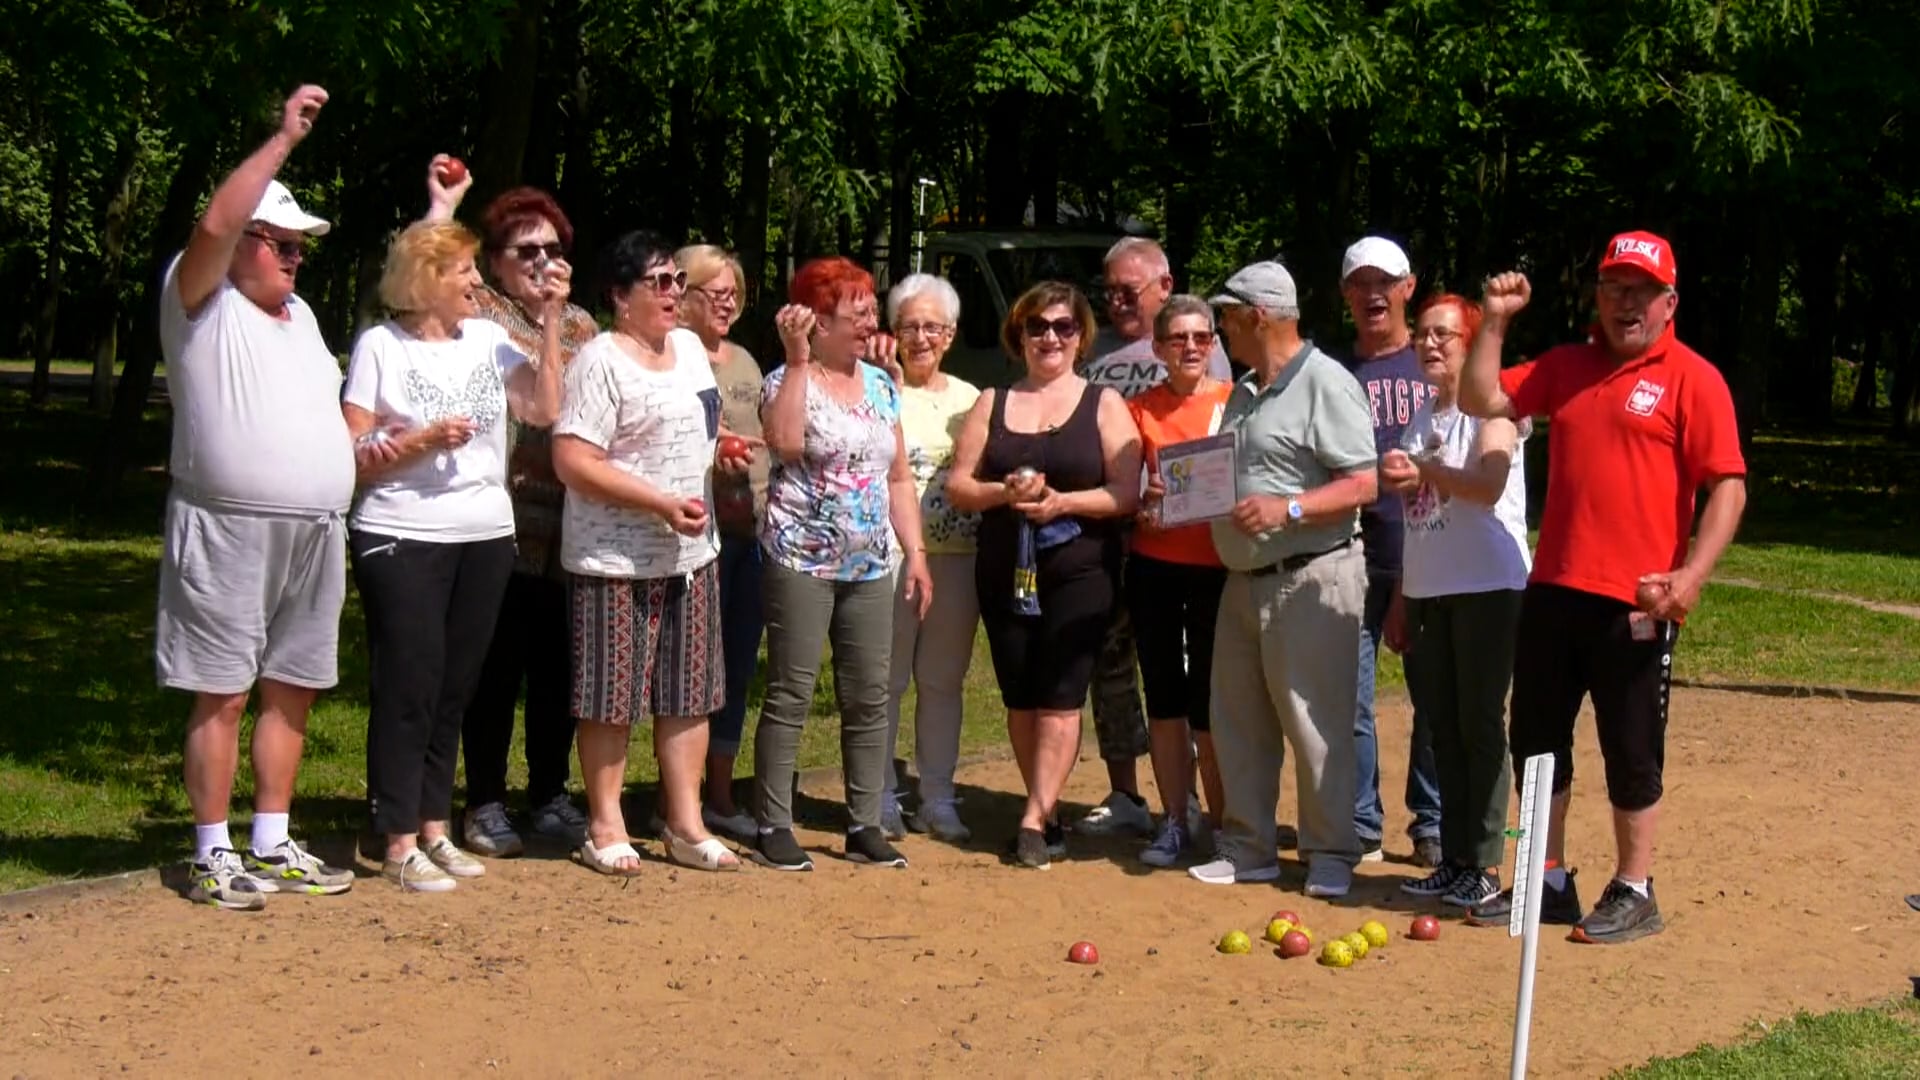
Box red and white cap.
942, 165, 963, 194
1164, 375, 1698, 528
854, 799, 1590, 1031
1598, 230, 1675, 286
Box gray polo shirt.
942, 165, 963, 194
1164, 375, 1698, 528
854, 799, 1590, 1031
1209, 342, 1377, 572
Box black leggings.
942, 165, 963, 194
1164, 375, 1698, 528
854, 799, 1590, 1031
352, 532, 514, 835
462, 572, 576, 809
978, 536, 1115, 711
1122, 554, 1226, 730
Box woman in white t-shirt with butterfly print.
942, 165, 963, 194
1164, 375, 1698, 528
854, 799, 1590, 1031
551, 230, 741, 875
341, 220, 566, 893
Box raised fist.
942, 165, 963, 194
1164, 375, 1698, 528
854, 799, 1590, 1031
282, 85, 328, 143
1482, 272, 1532, 320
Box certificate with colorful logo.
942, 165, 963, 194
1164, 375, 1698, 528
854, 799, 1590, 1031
1154, 433, 1237, 527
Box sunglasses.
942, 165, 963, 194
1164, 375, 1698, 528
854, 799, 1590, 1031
640, 269, 688, 293
245, 231, 307, 261
1023, 316, 1081, 340
1158, 330, 1215, 348
506, 242, 567, 263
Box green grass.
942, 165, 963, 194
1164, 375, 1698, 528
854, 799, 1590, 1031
1678, 582, 1920, 689
1715, 543, 1920, 607
1616, 999, 1920, 1078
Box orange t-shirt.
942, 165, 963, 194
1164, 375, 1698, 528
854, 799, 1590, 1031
1129, 381, 1233, 567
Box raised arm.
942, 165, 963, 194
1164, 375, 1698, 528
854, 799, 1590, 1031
176, 85, 327, 318
763, 305, 817, 463
504, 267, 572, 426
1460, 272, 1530, 420
420, 154, 474, 224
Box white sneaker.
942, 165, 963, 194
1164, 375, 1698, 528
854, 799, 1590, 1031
1304, 859, 1353, 898
1076, 791, 1154, 836
424, 837, 486, 879
1188, 857, 1281, 885
383, 849, 457, 893
919, 799, 971, 843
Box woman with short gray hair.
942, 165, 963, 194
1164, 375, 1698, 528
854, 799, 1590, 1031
878, 273, 982, 842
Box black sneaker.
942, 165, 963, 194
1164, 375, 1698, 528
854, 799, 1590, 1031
1442, 868, 1501, 909
751, 828, 813, 872
1467, 870, 1583, 926
1412, 836, 1444, 869
1400, 863, 1465, 898
1570, 879, 1664, 944
1043, 821, 1067, 857
845, 826, 908, 868
1012, 828, 1050, 870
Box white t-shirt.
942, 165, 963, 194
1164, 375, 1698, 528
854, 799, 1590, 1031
556, 329, 721, 579
341, 319, 525, 542
1399, 403, 1532, 599
157, 254, 355, 514
1083, 328, 1233, 400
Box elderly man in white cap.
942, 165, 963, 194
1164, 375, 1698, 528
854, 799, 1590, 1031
158, 84, 360, 910
1189, 261, 1375, 897
1337, 235, 1443, 868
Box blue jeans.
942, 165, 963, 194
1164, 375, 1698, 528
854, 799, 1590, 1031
710, 532, 765, 755
1355, 572, 1442, 843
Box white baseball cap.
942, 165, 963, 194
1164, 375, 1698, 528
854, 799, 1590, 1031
1341, 236, 1410, 280
249, 180, 330, 236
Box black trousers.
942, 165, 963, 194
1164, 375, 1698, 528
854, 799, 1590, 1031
352, 532, 514, 835
463, 572, 576, 809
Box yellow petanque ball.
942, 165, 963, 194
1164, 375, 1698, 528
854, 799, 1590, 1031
1264, 919, 1294, 944
1361, 921, 1390, 949
1341, 931, 1370, 960
1320, 939, 1355, 968
1218, 930, 1253, 955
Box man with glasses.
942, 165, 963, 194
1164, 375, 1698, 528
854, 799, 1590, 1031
156, 85, 358, 909
1074, 237, 1232, 839
1336, 236, 1444, 868
1458, 232, 1747, 943
1190, 261, 1374, 896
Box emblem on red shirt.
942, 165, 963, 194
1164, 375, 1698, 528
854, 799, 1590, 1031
1625, 379, 1666, 417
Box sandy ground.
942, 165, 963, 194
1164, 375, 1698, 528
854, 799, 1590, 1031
3, 688, 1917, 1078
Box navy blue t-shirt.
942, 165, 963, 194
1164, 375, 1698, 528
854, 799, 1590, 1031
1341, 343, 1432, 576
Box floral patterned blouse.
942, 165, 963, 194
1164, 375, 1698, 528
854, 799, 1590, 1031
759, 362, 900, 582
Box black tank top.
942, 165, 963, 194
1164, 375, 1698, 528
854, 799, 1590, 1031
976, 381, 1113, 570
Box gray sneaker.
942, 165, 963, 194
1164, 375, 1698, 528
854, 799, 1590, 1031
242, 838, 355, 895
879, 793, 909, 841
1076, 791, 1154, 836
1138, 819, 1190, 868
529, 795, 588, 845
188, 849, 267, 911
462, 802, 524, 858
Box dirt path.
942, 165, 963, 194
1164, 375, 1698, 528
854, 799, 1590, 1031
3, 689, 1917, 1078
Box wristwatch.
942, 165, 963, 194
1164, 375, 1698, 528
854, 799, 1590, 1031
1285, 497, 1304, 527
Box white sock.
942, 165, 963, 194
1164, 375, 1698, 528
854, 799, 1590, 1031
1542, 867, 1569, 889
194, 822, 233, 862
1615, 876, 1650, 898
250, 812, 290, 855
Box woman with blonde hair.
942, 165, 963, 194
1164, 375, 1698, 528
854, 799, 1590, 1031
675, 243, 766, 841
341, 219, 565, 892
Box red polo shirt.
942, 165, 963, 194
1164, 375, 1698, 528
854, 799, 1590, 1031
1499, 325, 1745, 606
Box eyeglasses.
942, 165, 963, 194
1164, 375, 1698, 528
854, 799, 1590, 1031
691, 284, 738, 305
507, 242, 567, 263
896, 322, 952, 339
1023, 316, 1081, 341
245, 231, 306, 261
1596, 280, 1671, 304
640, 269, 688, 293
1415, 327, 1462, 345
1157, 330, 1215, 348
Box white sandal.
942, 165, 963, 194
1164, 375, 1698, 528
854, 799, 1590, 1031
661, 825, 740, 872
578, 837, 645, 876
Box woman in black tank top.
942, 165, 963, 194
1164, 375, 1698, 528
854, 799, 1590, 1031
946, 282, 1142, 869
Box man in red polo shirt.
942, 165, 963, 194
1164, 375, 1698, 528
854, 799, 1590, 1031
1457, 231, 1748, 944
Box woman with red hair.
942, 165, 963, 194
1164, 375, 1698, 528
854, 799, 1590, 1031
423, 158, 596, 859
1379, 294, 1532, 909
751, 256, 933, 871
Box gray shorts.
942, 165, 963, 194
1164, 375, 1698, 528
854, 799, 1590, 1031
155, 496, 347, 694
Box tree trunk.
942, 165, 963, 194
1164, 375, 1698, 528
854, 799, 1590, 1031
1160, 89, 1207, 283
91, 130, 144, 413
982, 91, 1028, 227
1731, 204, 1781, 449
1892, 326, 1920, 438
30, 146, 72, 406
1794, 230, 1841, 424
887, 85, 915, 280
736, 121, 772, 300
91, 131, 218, 501
554, 26, 599, 274
1028, 98, 1060, 230
660, 79, 697, 244
470, 0, 546, 209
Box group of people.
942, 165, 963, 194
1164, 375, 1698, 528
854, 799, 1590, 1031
161, 86, 1746, 946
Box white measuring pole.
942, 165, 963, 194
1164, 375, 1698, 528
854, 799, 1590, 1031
1509, 752, 1556, 1080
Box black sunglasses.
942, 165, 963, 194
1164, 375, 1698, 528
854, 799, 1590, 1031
1023, 316, 1081, 340
244, 230, 307, 260
506, 242, 567, 263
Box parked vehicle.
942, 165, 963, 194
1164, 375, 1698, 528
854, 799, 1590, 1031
922, 229, 1123, 387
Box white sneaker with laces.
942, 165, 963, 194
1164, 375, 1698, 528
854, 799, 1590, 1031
919, 799, 971, 843
1076, 791, 1154, 836
384, 849, 457, 893
425, 837, 486, 879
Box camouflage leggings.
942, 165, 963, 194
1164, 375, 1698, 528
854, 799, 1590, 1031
1089, 602, 1149, 762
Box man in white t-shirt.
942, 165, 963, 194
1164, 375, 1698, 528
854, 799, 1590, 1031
156, 85, 357, 910
1073, 237, 1232, 838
